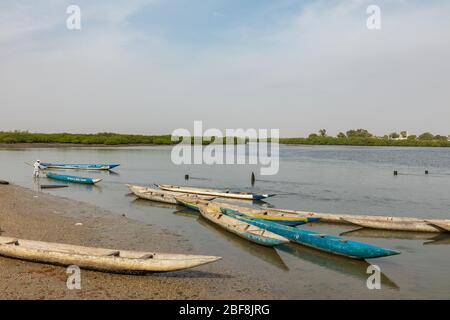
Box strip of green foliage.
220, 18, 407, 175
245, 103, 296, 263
0, 129, 449, 147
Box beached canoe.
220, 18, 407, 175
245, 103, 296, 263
198, 205, 289, 247
175, 198, 318, 226
157, 184, 274, 200
127, 184, 215, 204
46, 172, 102, 185
262, 207, 450, 233
221, 208, 400, 260
41, 163, 120, 170
0, 236, 221, 273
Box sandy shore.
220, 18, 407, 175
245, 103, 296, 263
0, 184, 271, 299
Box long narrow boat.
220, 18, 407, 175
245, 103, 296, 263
257, 207, 450, 233
157, 184, 274, 200
0, 236, 221, 273
198, 205, 289, 247
46, 172, 102, 185
175, 197, 318, 226
41, 163, 120, 170
221, 208, 400, 260
127, 184, 215, 204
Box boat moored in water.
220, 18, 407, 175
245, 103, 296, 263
221, 208, 401, 260
127, 184, 215, 204
175, 197, 318, 226
198, 205, 289, 247
46, 172, 102, 185
41, 163, 120, 170
157, 184, 274, 200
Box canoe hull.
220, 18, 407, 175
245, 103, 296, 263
128, 185, 214, 204
222, 209, 400, 260
198, 206, 288, 247
158, 184, 273, 200
176, 198, 317, 226
0, 237, 221, 274
46, 173, 101, 185
42, 163, 120, 170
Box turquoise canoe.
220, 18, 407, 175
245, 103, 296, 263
41, 163, 119, 170
221, 208, 400, 260
46, 172, 102, 185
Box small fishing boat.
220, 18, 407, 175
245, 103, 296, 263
175, 198, 318, 226
127, 184, 215, 204
41, 163, 120, 170
198, 205, 289, 247
262, 207, 450, 233
0, 236, 221, 273
157, 184, 274, 200
0, 180, 9, 185
46, 172, 102, 185
221, 208, 400, 260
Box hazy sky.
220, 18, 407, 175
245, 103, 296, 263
1, 0, 449, 137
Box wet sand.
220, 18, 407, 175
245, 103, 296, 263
0, 184, 271, 299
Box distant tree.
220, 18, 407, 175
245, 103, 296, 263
337, 132, 346, 139
418, 132, 434, 141
308, 133, 319, 139
318, 129, 327, 137
400, 131, 408, 139
407, 135, 417, 141
434, 135, 448, 141
346, 129, 373, 138
389, 132, 400, 139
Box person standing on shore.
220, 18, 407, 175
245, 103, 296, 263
33, 160, 44, 178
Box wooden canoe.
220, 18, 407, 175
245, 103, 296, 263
0, 180, 9, 185
198, 205, 289, 247
46, 172, 102, 185
175, 197, 318, 226
41, 163, 120, 170
0, 236, 221, 273
269, 208, 450, 233
127, 184, 215, 204
157, 184, 275, 200
222, 208, 400, 260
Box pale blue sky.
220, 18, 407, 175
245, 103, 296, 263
0, 0, 449, 136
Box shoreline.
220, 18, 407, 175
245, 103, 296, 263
0, 184, 271, 299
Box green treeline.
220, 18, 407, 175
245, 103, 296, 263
0, 131, 173, 145
0, 129, 449, 147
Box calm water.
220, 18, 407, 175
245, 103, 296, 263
1, 145, 450, 299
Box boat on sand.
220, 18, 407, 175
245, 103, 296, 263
0, 236, 221, 274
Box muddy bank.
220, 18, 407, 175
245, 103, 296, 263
0, 184, 271, 299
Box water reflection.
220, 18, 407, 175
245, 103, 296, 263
278, 243, 399, 289
341, 228, 450, 245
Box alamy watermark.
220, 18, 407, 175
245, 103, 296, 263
66, 265, 81, 290
366, 5, 381, 30
66, 5, 81, 30
171, 121, 279, 175
366, 264, 381, 290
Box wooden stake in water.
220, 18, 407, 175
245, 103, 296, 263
251, 172, 256, 186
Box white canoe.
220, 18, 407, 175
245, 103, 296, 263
198, 205, 289, 246
0, 236, 221, 274
127, 184, 215, 204
157, 184, 274, 200
272, 208, 450, 233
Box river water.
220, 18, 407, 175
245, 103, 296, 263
1, 145, 449, 299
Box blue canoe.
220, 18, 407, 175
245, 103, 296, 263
41, 163, 120, 171
221, 208, 400, 260
46, 172, 102, 185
